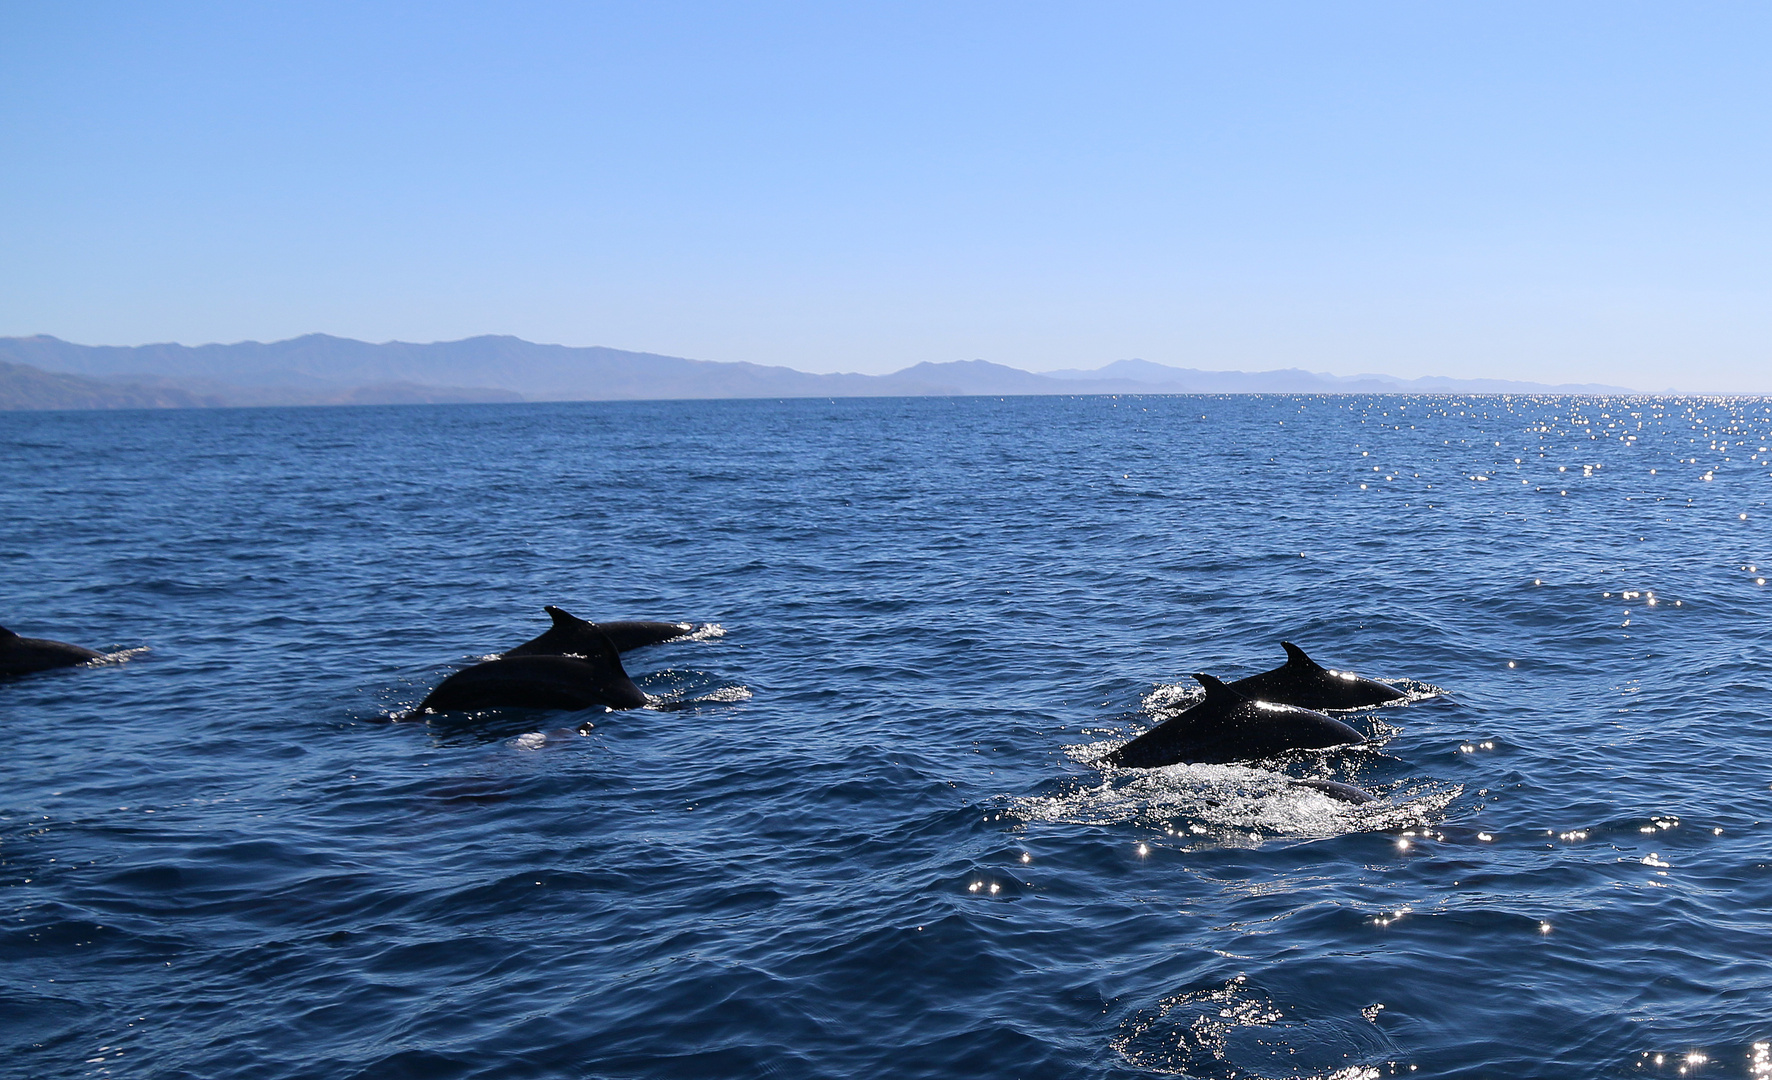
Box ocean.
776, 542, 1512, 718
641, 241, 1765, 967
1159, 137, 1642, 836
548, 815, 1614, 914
3, 393, 1770, 1079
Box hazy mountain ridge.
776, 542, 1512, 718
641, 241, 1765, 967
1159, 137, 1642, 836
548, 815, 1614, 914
1041, 357, 1634, 395
0, 360, 220, 410
0, 333, 1639, 411
0, 334, 969, 403
0, 357, 525, 411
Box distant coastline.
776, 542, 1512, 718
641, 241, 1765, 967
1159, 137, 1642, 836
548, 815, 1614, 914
0, 333, 1640, 411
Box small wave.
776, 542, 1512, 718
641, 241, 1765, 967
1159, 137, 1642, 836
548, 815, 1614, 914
1115, 974, 1398, 1079
636, 664, 750, 710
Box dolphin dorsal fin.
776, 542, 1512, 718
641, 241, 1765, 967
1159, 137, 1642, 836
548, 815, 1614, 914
544, 605, 588, 629
1192, 672, 1244, 703
574, 622, 632, 679
1280, 641, 1323, 670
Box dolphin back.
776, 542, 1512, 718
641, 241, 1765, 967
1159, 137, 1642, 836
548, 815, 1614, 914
0, 625, 104, 677
1108, 673, 1363, 768
415, 649, 648, 716
595, 620, 695, 652
506, 606, 692, 657
504, 606, 608, 658
1227, 641, 1406, 711
1295, 778, 1377, 804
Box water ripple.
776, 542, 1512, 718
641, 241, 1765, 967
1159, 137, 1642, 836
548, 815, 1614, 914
4, 395, 1772, 1078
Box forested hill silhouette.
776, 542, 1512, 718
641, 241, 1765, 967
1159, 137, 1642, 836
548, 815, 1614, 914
0, 333, 1635, 410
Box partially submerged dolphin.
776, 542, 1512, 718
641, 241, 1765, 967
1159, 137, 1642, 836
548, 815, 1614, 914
1226, 642, 1407, 711
505, 606, 693, 657
414, 623, 648, 716
1296, 778, 1377, 804
1107, 674, 1365, 768
0, 625, 102, 678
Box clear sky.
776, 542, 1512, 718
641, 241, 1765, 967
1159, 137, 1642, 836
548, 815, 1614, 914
4, 2, 1770, 390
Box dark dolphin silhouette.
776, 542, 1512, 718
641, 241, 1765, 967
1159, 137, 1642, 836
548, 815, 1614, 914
1296, 778, 1377, 804
1226, 642, 1407, 711
0, 625, 102, 678
505, 606, 694, 657
1107, 674, 1365, 768
414, 622, 648, 716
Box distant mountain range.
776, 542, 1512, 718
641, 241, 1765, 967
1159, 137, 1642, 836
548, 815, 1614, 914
0, 333, 1637, 411
1037, 357, 1636, 395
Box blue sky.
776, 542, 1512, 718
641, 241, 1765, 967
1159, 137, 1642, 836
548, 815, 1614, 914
4, 2, 1770, 389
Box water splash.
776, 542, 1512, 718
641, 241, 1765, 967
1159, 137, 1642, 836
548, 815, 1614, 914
1012, 753, 1460, 845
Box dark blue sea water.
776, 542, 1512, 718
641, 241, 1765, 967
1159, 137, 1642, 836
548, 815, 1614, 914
4, 394, 1772, 1080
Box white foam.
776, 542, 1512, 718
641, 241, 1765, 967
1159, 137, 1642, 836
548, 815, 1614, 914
1387, 678, 1447, 703
640, 681, 752, 708
1142, 681, 1203, 712
510, 732, 548, 750
1012, 743, 1461, 844
86, 646, 151, 667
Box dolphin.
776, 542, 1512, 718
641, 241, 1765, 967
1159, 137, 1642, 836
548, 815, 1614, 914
1226, 642, 1407, 711
1107, 674, 1365, 768
414, 623, 648, 716
504, 606, 694, 657
1295, 778, 1378, 804
0, 625, 103, 678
